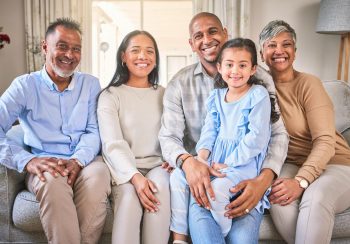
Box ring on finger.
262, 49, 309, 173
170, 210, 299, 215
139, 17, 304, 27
245, 208, 250, 214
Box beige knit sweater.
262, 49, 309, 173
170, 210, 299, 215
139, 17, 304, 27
97, 84, 165, 185
276, 71, 350, 184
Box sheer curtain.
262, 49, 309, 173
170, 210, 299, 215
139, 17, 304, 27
192, 0, 251, 39
24, 0, 248, 73
24, 0, 91, 73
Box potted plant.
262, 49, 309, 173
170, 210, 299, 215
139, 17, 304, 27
0, 27, 11, 49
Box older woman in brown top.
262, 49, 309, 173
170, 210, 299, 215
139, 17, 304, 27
259, 20, 350, 244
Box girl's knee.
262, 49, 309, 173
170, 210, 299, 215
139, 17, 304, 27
211, 177, 232, 191
210, 178, 232, 201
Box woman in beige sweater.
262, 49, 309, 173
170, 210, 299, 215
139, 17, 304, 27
97, 30, 169, 244
259, 20, 350, 244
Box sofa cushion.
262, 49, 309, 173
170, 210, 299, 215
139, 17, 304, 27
332, 208, 350, 238
12, 191, 41, 231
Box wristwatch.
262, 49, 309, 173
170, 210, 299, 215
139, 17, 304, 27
176, 154, 193, 169
295, 177, 309, 189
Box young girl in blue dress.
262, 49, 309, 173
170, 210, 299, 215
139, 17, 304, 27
170, 38, 277, 243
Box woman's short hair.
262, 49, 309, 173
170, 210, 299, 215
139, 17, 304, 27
259, 20, 297, 50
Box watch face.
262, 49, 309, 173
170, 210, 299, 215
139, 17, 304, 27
300, 179, 309, 189
176, 157, 184, 167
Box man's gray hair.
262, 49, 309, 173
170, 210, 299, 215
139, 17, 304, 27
45, 18, 82, 39
259, 20, 297, 49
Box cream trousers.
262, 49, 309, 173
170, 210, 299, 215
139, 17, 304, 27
111, 166, 170, 244
270, 163, 350, 244
26, 156, 111, 244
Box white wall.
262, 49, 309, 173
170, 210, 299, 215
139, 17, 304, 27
0, 0, 26, 95
249, 0, 344, 81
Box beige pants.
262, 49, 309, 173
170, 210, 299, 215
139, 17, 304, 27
26, 156, 111, 244
270, 163, 350, 244
111, 166, 170, 244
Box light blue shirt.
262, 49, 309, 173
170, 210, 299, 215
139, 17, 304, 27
0, 66, 101, 172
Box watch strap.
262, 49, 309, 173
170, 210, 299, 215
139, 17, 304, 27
176, 154, 192, 168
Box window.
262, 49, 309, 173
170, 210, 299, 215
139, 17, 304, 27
92, 0, 193, 88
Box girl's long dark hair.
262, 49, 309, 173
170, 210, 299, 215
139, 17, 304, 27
104, 30, 160, 91
214, 38, 280, 123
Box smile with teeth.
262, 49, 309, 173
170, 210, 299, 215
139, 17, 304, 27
60, 59, 74, 65
202, 45, 217, 53
136, 63, 149, 68
272, 57, 287, 63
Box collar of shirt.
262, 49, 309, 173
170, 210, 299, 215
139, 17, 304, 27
194, 62, 214, 80
40, 65, 77, 92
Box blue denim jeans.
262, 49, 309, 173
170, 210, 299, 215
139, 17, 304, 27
189, 196, 263, 244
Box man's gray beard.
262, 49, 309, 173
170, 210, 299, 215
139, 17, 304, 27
52, 63, 75, 78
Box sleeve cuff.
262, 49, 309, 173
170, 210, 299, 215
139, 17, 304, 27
261, 156, 284, 177
72, 151, 95, 167
17, 154, 36, 173
296, 168, 316, 184
70, 158, 84, 168
115, 170, 141, 185
170, 148, 189, 168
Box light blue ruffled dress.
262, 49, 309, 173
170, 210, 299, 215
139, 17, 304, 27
196, 84, 271, 213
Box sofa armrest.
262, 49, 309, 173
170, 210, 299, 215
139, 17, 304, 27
0, 165, 26, 240
0, 125, 28, 240
323, 80, 350, 135
323, 80, 350, 145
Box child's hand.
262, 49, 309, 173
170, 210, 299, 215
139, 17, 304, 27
196, 156, 208, 165
211, 162, 228, 171
161, 161, 174, 173
197, 149, 210, 164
